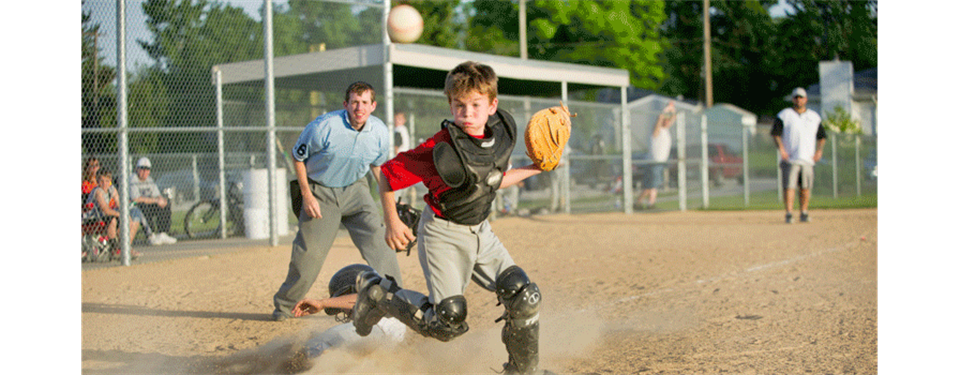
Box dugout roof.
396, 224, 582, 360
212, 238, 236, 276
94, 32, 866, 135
210, 43, 630, 97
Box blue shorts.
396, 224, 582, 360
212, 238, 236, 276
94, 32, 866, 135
642, 163, 665, 189
130, 206, 152, 233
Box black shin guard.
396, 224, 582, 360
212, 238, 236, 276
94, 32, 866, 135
495, 266, 542, 374
352, 271, 386, 336
502, 320, 540, 374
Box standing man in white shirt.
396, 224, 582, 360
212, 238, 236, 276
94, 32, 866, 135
636, 101, 676, 210
771, 87, 827, 224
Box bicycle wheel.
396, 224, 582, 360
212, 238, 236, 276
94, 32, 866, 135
184, 201, 222, 239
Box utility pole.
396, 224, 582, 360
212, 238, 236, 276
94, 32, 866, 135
703, 0, 713, 108
519, 0, 527, 60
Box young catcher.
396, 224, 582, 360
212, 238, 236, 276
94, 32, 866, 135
351, 61, 572, 375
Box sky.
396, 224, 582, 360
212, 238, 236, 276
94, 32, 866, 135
85, 0, 796, 70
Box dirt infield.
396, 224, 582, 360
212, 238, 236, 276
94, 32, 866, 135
81, 209, 877, 374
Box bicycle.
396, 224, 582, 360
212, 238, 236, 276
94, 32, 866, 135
183, 181, 245, 239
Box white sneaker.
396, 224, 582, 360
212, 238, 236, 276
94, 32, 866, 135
159, 232, 177, 244
148, 233, 164, 246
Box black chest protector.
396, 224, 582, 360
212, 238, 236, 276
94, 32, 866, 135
432, 109, 517, 225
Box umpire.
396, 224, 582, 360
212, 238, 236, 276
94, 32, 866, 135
271, 81, 402, 321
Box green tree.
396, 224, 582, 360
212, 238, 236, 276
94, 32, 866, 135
467, 0, 526, 56
660, 0, 781, 112
284, 1, 462, 50
468, 0, 669, 90
401, 0, 464, 49
659, 0, 876, 116
706, 0, 781, 113
775, 0, 877, 96
138, 0, 266, 152
286, 0, 382, 49
82, 2, 118, 155
127, 68, 169, 155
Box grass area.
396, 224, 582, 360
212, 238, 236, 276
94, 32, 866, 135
166, 186, 875, 238
168, 204, 298, 238
698, 190, 877, 211
515, 189, 877, 214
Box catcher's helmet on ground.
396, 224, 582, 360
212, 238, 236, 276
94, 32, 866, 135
325, 264, 374, 315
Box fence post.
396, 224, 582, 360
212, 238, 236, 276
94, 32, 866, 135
215, 69, 227, 239
742, 121, 750, 207
677, 111, 686, 211
700, 114, 709, 209
621, 87, 633, 214
831, 133, 838, 199
855, 135, 862, 196
116, 0, 131, 266
562, 82, 571, 214
264, 0, 279, 246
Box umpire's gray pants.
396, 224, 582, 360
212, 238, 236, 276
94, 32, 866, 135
273, 178, 402, 316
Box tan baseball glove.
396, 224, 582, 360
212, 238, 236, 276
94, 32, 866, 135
524, 103, 576, 171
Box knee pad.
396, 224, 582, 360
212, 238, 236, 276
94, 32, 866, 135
495, 266, 541, 326
423, 295, 469, 342
435, 295, 468, 326
379, 287, 469, 342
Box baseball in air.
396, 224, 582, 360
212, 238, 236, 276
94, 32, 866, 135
387, 5, 423, 44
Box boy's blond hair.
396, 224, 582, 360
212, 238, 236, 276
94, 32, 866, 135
444, 61, 498, 103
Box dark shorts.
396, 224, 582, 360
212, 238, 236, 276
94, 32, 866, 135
642, 163, 666, 189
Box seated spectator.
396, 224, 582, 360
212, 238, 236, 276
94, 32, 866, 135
129, 157, 177, 244
82, 157, 100, 202
85, 170, 144, 258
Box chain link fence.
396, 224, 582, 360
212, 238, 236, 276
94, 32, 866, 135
81, 0, 877, 263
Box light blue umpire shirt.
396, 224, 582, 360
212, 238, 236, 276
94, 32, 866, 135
292, 109, 390, 188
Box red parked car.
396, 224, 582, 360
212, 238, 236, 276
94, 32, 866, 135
668, 143, 743, 187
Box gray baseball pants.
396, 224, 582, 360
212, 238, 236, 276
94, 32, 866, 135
417, 208, 516, 304
273, 178, 402, 317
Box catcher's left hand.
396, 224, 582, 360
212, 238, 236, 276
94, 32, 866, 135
524, 103, 577, 171
395, 200, 421, 256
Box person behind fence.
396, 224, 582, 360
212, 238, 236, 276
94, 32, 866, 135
357, 61, 549, 375
82, 156, 103, 259
271, 81, 403, 322
393, 111, 417, 206
393, 111, 411, 156
86, 169, 143, 258
129, 157, 177, 244
82, 156, 100, 202
636, 101, 677, 210
771, 87, 826, 224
